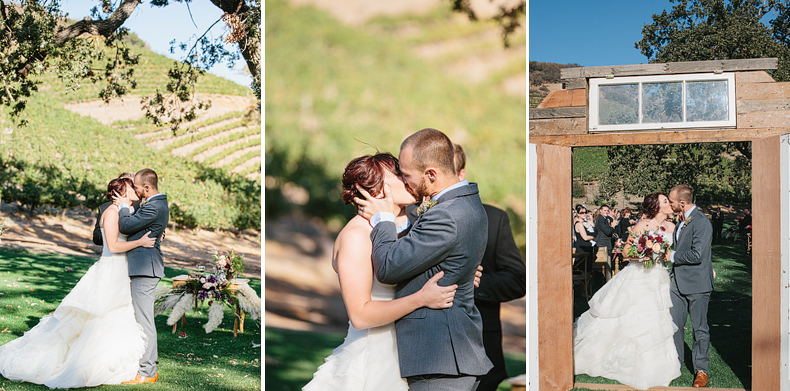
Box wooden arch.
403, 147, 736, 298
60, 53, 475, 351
529, 58, 787, 391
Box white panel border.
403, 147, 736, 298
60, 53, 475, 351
528, 143, 539, 390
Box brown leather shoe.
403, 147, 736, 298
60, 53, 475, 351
693, 370, 708, 387
121, 372, 158, 384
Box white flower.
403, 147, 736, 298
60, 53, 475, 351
200, 277, 207, 284
167, 293, 195, 326
236, 284, 261, 320
154, 286, 173, 302
205, 301, 226, 333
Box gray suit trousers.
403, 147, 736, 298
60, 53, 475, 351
407, 375, 480, 391
131, 276, 160, 377
669, 276, 711, 373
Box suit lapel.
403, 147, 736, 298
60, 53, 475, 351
677, 208, 699, 245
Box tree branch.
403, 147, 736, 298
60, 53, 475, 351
53, 0, 141, 44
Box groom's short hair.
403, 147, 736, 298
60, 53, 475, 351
401, 128, 456, 175
135, 168, 159, 190
671, 184, 693, 203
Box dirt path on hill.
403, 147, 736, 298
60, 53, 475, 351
0, 204, 261, 279
65, 94, 255, 126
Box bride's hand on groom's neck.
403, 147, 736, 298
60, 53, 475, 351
353, 184, 395, 221
111, 190, 130, 207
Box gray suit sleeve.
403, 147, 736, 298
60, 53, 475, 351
119, 204, 158, 235
371, 208, 458, 284
673, 212, 713, 266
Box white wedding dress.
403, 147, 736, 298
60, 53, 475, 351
0, 228, 147, 388
574, 234, 680, 390
303, 278, 408, 391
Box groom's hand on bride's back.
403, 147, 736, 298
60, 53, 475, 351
353, 184, 395, 221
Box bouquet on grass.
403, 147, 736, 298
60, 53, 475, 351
613, 229, 672, 269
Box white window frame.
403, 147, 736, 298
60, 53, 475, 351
588, 72, 736, 132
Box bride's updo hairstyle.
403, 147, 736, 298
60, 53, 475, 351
641, 192, 667, 220
106, 177, 134, 200
341, 153, 400, 205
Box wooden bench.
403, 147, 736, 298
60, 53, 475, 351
171, 275, 250, 337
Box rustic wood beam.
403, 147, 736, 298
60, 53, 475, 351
529, 126, 790, 147
561, 58, 778, 79
529, 106, 586, 120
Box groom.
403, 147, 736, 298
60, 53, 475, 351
666, 184, 714, 388
116, 168, 169, 384
356, 128, 493, 391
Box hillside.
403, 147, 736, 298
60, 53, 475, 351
0, 32, 261, 232
529, 60, 581, 108
266, 0, 526, 240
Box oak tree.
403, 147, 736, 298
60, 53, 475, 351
0, 0, 260, 130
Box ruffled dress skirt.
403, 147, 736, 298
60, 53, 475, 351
573, 262, 680, 390
303, 279, 407, 391
0, 251, 147, 388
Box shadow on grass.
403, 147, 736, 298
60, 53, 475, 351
0, 247, 262, 390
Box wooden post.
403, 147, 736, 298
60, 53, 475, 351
752, 135, 782, 391
536, 143, 574, 391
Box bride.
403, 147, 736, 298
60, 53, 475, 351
304, 153, 463, 391
0, 177, 156, 388
573, 192, 681, 390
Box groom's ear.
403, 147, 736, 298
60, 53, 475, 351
425, 167, 438, 182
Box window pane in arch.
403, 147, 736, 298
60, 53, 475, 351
687, 80, 728, 122
643, 82, 682, 124
598, 84, 638, 125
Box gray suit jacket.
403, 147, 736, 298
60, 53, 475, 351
119, 195, 169, 278
672, 206, 714, 294
370, 183, 493, 378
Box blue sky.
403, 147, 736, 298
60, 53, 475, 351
60, 0, 252, 88
529, 0, 675, 67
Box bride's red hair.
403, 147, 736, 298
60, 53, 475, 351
341, 153, 400, 205
106, 178, 134, 200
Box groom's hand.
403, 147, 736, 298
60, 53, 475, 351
353, 184, 395, 221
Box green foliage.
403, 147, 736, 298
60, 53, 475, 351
0, 248, 262, 390
265, 0, 526, 228
529, 61, 582, 87
572, 180, 586, 198
0, 0, 259, 130
597, 143, 751, 202
636, 0, 790, 81
572, 147, 608, 181
0, 94, 260, 231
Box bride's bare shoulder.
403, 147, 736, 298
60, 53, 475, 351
632, 219, 651, 232
334, 217, 372, 248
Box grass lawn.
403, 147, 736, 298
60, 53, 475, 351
0, 248, 262, 390
265, 327, 526, 391
572, 222, 751, 389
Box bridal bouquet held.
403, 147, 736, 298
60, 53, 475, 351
154, 249, 261, 333
613, 228, 672, 269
